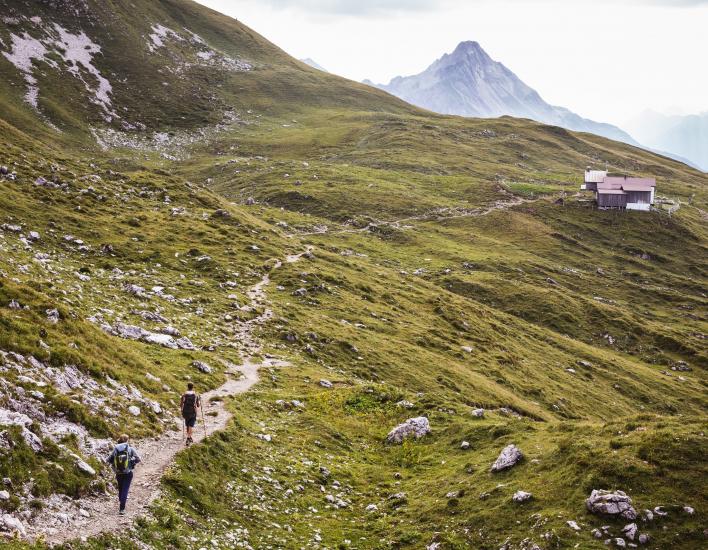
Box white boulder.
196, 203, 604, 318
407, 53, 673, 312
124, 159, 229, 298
491, 444, 523, 472
386, 417, 430, 444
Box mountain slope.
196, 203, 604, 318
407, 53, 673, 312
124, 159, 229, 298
0, 2, 706, 549
370, 41, 638, 144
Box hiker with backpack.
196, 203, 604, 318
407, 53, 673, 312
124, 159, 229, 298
105, 434, 141, 515
180, 382, 201, 446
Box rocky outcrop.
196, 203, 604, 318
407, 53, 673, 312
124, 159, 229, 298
98, 321, 196, 350
0, 409, 43, 452
585, 489, 637, 520
491, 444, 523, 472
386, 417, 430, 444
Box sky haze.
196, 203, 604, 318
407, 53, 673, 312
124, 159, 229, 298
196, 0, 707, 127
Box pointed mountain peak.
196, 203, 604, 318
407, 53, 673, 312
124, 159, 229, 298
442, 40, 494, 67
453, 40, 483, 53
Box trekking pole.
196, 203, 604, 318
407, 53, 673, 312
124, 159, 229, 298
200, 394, 207, 439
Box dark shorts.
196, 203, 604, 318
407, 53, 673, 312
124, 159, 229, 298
184, 416, 197, 428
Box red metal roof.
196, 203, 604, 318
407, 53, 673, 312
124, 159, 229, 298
603, 176, 656, 189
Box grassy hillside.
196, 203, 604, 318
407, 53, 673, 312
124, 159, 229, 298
0, 1, 705, 548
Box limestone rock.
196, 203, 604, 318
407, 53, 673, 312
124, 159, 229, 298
386, 417, 430, 444
513, 490, 532, 503
491, 444, 523, 472
566, 520, 580, 531
75, 457, 96, 476
46, 308, 60, 324
586, 490, 637, 520
622, 523, 637, 541
472, 408, 485, 418
128, 405, 141, 416
0, 514, 26, 536
192, 360, 212, 374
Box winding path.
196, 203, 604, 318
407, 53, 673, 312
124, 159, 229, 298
286, 195, 531, 238
26, 250, 310, 545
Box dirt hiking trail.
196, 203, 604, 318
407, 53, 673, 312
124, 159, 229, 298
27, 250, 310, 546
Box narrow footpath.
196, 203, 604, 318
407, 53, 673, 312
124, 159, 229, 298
27, 250, 310, 545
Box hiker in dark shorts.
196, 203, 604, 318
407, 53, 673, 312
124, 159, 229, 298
105, 434, 141, 515
180, 382, 201, 446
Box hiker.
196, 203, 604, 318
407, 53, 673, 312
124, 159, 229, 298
180, 382, 201, 446
105, 434, 141, 515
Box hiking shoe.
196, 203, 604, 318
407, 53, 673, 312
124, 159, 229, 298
119, 510, 125, 516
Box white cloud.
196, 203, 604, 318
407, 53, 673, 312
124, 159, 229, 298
229, 0, 707, 17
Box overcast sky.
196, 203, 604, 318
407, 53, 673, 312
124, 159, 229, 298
196, 0, 707, 126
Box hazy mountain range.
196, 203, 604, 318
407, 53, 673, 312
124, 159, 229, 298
365, 41, 638, 146
625, 110, 708, 172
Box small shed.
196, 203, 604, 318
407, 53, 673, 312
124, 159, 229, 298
582, 167, 608, 191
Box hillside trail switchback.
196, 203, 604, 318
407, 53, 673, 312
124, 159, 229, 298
27, 249, 311, 546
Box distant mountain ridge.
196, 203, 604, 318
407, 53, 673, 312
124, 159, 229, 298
625, 110, 708, 172
300, 58, 328, 72
368, 41, 638, 145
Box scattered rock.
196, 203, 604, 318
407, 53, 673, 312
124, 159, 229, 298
460, 441, 470, 450
396, 400, 414, 409
386, 417, 430, 444
491, 444, 523, 472
319, 379, 333, 388
128, 405, 140, 416
586, 490, 637, 520
513, 490, 532, 503
472, 408, 485, 418
613, 538, 626, 548
0, 490, 9, 501
46, 308, 60, 323
365, 504, 378, 512
652, 506, 667, 517
461, 345, 473, 353
192, 361, 212, 374
683, 505, 695, 515
75, 457, 96, 476
566, 520, 581, 531
638, 533, 650, 545
622, 523, 637, 541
